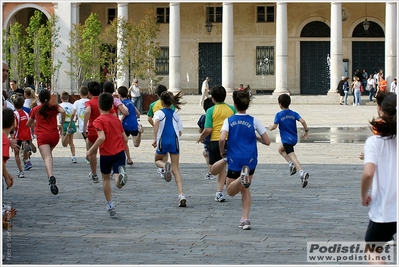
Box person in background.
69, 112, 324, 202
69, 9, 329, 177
129, 78, 142, 114
390, 77, 397, 94
199, 77, 210, 107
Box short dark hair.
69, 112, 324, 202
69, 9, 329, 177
79, 86, 88, 96
155, 84, 167, 97
61, 91, 69, 101
98, 92, 113, 111
203, 97, 214, 112
233, 90, 250, 111
87, 81, 101, 96
278, 93, 291, 108
117, 86, 129, 98
2, 107, 14, 129
103, 81, 115, 94
210, 85, 226, 103
13, 95, 24, 109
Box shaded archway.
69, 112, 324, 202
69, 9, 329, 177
300, 21, 331, 94
352, 21, 385, 94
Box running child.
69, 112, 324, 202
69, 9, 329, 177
361, 93, 396, 264
117, 86, 142, 166
102, 81, 128, 117
26, 89, 66, 195
83, 81, 102, 183
212, 90, 270, 230
197, 97, 215, 180
197, 85, 236, 202
12, 95, 34, 177
69, 86, 90, 163
59, 91, 77, 163
152, 91, 186, 207
86, 92, 128, 217
147, 84, 175, 177
269, 93, 310, 188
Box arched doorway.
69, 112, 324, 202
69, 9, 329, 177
300, 21, 331, 95
351, 21, 385, 87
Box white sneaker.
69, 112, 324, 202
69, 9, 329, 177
71, 157, 77, 163
204, 172, 216, 180
215, 191, 226, 202
157, 168, 164, 178
17, 171, 25, 178
178, 194, 186, 207
107, 202, 116, 217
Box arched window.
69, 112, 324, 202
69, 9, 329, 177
352, 21, 384, 37
300, 21, 330, 37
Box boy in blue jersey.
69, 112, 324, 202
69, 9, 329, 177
213, 90, 270, 230
269, 93, 310, 188
117, 86, 142, 166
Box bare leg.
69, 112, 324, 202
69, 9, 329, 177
13, 150, 23, 172
38, 144, 53, 177
170, 153, 184, 195
125, 140, 132, 163
102, 173, 112, 202
287, 152, 303, 172
155, 153, 166, 169
68, 134, 75, 157
278, 145, 292, 163
87, 141, 98, 175
210, 159, 226, 175
133, 133, 141, 147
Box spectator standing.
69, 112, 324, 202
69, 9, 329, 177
129, 78, 142, 114
366, 74, 376, 101
390, 77, 397, 93
199, 77, 210, 106
7, 80, 24, 99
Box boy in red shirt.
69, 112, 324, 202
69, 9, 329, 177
12, 96, 34, 177
83, 81, 102, 183
3, 107, 17, 228
86, 92, 128, 217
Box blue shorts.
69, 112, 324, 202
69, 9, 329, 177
100, 150, 125, 175
156, 137, 179, 155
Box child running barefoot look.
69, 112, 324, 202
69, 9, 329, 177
152, 91, 186, 207
213, 90, 270, 230
269, 94, 310, 188
86, 93, 128, 217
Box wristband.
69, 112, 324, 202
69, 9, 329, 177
305, 129, 309, 132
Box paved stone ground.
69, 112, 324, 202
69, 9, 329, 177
2, 95, 397, 265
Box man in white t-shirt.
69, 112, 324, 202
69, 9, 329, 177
199, 77, 210, 106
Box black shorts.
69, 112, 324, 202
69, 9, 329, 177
208, 141, 226, 165
100, 150, 126, 175
283, 143, 295, 154
125, 130, 139, 137
227, 168, 255, 179
365, 220, 396, 243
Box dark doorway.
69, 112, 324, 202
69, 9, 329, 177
198, 43, 222, 94
300, 41, 331, 94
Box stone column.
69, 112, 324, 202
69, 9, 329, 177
222, 2, 234, 94
385, 2, 397, 87
169, 2, 181, 93
328, 2, 343, 95
116, 3, 129, 88
273, 2, 289, 95
54, 2, 73, 93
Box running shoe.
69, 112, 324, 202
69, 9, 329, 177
240, 165, 250, 188
289, 162, 297, 175
301, 172, 309, 188
71, 157, 77, 163
49, 176, 59, 195
24, 161, 32, 171
85, 157, 90, 164
215, 191, 225, 202
204, 172, 216, 180
89, 172, 100, 183
239, 219, 251, 230
178, 194, 187, 207
17, 171, 25, 178
107, 202, 116, 217
157, 167, 164, 178
163, 162, 172, 182
30, 141, 37, 153
118, 166, 128, 187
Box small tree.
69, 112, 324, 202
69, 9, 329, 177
25, 10, 61, 92
64, 23, 85, 93
65, 13, 104, 91
2, 22, 27, 87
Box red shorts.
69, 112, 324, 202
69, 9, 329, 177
87, 132, 98, 144
36, 133, 59, 148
